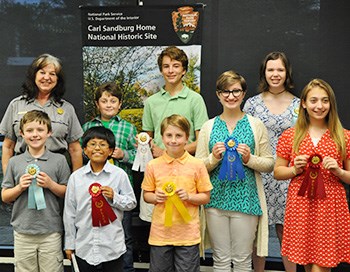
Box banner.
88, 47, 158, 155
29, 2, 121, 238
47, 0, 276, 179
80, 5, 204, 131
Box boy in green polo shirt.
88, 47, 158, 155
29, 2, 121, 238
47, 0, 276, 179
82, 81, 137, 272
142, 46, 208, 158
141, 46, 208, 222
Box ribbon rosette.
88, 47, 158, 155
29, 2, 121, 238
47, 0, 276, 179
26, 164, 46, 210
163, 182, 192, 227
292, 108, 299, 124
298, 154, 326, 199
89, 183, 117, 227
219, 137, 245, 181
132, 132, 153, 172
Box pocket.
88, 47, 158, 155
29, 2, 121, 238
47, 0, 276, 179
14, 253, 37, 271
39, 251, 64, 272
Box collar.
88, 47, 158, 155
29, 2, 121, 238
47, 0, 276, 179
24, 148, 50, 162
162, 150, 190, 165
160, 85, 189, 99
94, 115, 121, 123
83, 160, 114, 175
25, 96, 63, 108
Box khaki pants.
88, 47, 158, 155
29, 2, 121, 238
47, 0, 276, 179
14, 231, 64, 272
206, 208, 258, 272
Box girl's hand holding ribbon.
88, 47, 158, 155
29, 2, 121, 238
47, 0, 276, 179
212, 142, 226, 160
236, 143, 251, 164
323, 156, 343, 176
293, 154, 309, 174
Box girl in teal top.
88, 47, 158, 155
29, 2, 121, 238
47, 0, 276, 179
206, 115, 262, 216
196, 70, 274, 272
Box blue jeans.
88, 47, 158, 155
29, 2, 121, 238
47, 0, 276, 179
122, 210, 135, 272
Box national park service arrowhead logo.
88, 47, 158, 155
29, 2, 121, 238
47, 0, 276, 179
172, 6, 199, 44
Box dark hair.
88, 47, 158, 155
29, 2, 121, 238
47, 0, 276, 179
20, 110, 52, 133
157, 46, 188, 72
82, 127, 116, 150
21, 53, 66, 103
258, 51, 294, 93
95, 82, 123, 102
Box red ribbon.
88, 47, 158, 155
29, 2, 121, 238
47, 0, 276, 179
298, 154, 326, 199
89, 183, 117, 227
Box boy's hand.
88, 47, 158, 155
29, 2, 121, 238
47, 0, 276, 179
176, 188, 189, 201
155, 189, 167, 203
19, 173, 33, 190
36, 172, 54, 189
151, 142, 164, 158
101, 186, 114, 200
65, 249, 74, 261
112, 147, 124, 160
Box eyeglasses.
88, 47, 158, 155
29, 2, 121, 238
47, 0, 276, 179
86, 142, 110, 149
218, 89, 244, 98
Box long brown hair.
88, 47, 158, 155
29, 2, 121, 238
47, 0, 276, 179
293, 79, 346, 158
258, 51, 294, 93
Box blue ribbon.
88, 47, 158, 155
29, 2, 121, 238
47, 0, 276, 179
219, 137, 245, 181
26, 164, 46, 210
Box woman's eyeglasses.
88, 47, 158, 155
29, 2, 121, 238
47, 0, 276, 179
218, 89, 244, 98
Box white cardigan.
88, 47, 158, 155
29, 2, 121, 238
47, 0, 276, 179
196, 115, 274, 257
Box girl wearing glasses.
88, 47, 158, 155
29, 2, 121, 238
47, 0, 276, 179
243, 52, 299, 272
196, 70, 274, 271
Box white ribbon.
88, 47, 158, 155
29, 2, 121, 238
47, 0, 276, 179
71, 253, 80, 272
132, 132, 153, 172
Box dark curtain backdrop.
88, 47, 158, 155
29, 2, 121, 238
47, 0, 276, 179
0, 1, 349, 126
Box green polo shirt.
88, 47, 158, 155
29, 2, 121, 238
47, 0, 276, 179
142, 85, 208, 148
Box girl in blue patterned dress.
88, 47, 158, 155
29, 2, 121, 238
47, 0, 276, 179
196, 70, 274, 271
243, 52, 299, 272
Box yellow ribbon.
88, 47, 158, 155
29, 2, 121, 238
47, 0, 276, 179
163, 182, 192, 227
108, 158, 114, 164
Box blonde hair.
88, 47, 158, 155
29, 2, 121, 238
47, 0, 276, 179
293, 79, 346, 158
160, 114, 190, 138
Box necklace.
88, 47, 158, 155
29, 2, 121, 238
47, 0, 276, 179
267, 89, 286, 95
